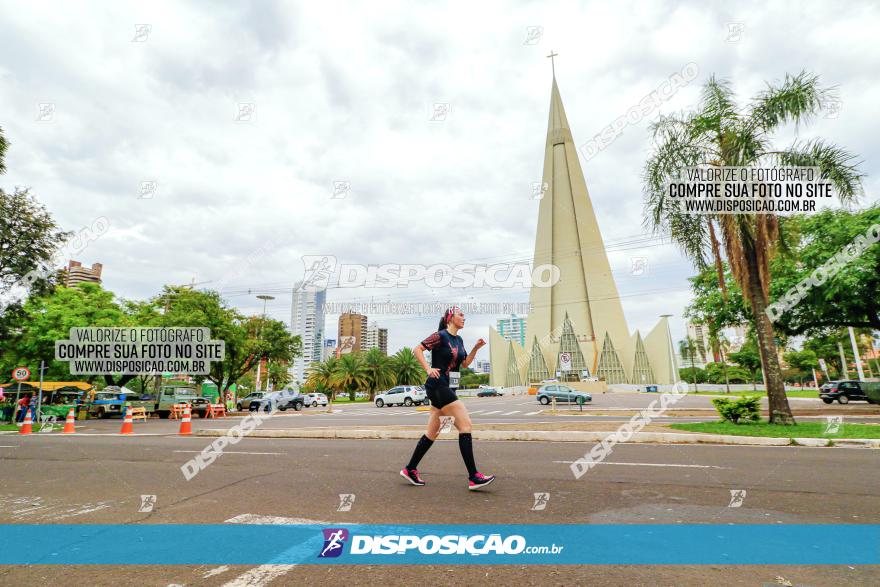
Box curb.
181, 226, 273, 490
193, 428, 880, 448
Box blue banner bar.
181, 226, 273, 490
1, 524, 877, 565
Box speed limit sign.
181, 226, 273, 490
12, 367, 30, 381
559, 352, 572, 372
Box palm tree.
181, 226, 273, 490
679, 337, 700, 392
711, 330, 732, 394
331, 353, 368, 401
644, 72, 864, 424
390, 347, 424, 386
362, 348, 395, 400
305, 356, 337, 397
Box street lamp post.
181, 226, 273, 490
255, 295, 275, 392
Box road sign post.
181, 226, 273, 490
11, 367, 30, 423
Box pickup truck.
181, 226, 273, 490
155, 386, 210, 418
85, 386, 210, 419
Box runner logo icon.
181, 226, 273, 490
319, 528, 349, 558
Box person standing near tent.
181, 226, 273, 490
16, 394, 32, 423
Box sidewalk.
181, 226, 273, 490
195, 423, 880, 448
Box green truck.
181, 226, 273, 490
86, 386, 211, 419
154, 386, 211, 418
863, 380, 880, 405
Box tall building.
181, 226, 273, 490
489, 68, 677, 386
363, 321, 389, 354
686, 322, 714, 364
497, 315, 527, 347
290, 284, 326, 383
338, 311, 368, 353
64, 260, 103, 286
474, 359, 491, 374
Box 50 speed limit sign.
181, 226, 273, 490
12, 367, 31, 381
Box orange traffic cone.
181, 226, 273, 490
119, 411, 134, 434
62, 407, 77, 434
18, 410, 33, 435
178, 405, 192, 436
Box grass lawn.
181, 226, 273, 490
0, 423, 23, 431
669, 421, 880, 438
684, 390, 819, 398
328, 396, 372, 404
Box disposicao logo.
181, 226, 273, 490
318, 528, 349, 558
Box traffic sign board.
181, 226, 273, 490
12, 367, 30, 381
559, 352, 572, 372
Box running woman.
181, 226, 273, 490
400, 307, 496, 490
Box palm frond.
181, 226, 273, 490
773, 139, 865, 203
749, 70, 835, 132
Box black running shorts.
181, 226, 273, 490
425, 381, 459, 409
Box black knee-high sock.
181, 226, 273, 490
458, 432, 478, 477
406, 434, 434, 470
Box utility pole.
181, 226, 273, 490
837, 341, 850, 379
848, 326, 865, 381
255, 295, 275, 392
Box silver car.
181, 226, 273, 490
236, 392, 266, 411
303, 392, 328, 407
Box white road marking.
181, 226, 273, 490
468, 410, 485, 415
224, 513, 332, 525
174, 450, 283, 455
221, 513, 336, 586
222, 565, 297, 587
501, 411, 521, 415
552, 460, 729, 469
203, 565, 230, 578
525, 411, 542, 415
481, 411, 502, 415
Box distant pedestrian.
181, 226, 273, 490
16, 394, 32, 423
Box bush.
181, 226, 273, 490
711, 396, 761, 424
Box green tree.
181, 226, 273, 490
678, 337, 701, 391
644, 72, 864, 423
305, 357, 338, 396
267, 361, 291, 390
331, 353, 368, 401
782, 349, 819, 386
158, 287, 300, 400
728, 336, 763, 391
0, 124, 8, 173
2, 283, 135, 385
769, 208, 880, 336
390, 347, 425, 386
361, 348, 395, 400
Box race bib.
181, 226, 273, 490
449, 371, 460, 389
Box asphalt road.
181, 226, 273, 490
1, 427, 878, 586
48, 392, 880, 435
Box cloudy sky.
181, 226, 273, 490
2, 0, 878, 362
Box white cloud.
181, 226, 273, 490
1, 0, 877, 364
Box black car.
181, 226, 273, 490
819, 380, 870, 404
248, 390, 304, 412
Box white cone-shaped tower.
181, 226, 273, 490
523, 75, 632, 383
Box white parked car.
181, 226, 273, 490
375, 385, 428, 407
303, 392, 328, 407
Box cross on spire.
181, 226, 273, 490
547, 50, 558, 77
